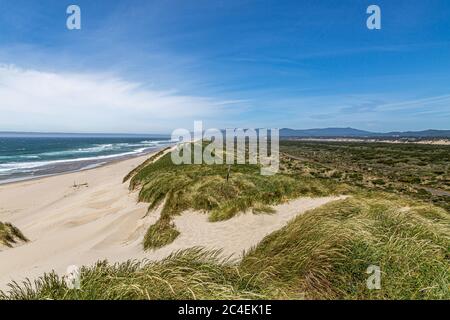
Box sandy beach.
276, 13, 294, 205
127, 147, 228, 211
0, 152, 344, 290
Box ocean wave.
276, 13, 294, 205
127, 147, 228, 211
36, 140, 167, 157
0, 139, 174, 176
0, 148, 151, 173
0, 155, 40, 160
40, 143, 116, 156
141, 139, 178, 145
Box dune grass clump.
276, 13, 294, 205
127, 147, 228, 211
130, 143, 348, 249
0, 248, 273, 300
143, 217, 180, 249
240, 194, 450, 299
130, 145, 346, 222
0, 222, 28, 248
122, 147, 170, 183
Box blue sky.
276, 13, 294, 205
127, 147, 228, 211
0, 0, 449, 133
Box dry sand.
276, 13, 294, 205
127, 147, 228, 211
0, 153, 344, 290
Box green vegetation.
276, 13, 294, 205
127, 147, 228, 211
143, 217, 180, 249
130, 143, 348, 250
3, 140, 448, 300
280, 140, 450, 211
2, 194, 448, 300
0, 248, 270, 300
0, 222, 28, 248
122, 147, 170, 183
241, 194, 450, 299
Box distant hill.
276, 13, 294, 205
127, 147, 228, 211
280, 128, 450, 138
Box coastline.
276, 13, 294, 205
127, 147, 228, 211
0, 147, 166, 186
0, 152, 156, 289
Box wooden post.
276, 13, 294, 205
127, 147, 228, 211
226, 165, 231, 182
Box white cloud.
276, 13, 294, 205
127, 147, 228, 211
0, 65, 236, 133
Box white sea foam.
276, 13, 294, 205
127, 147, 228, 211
0, 154, 127, 173
40, 143, 116, 156
0, 139, 174, 175
0, 148, 153, 173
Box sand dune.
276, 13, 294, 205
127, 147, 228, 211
0, 153, 344, 290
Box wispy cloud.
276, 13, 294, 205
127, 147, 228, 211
339, 99, 385, 114
378, 95, 450, 111
0, 65, 240, 133
264, 93, 450, 131
308, 94, 450, 119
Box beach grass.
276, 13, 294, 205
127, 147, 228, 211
1, 193, 448, 300
0, 248, 272, 300
129, 142, 349, 249
143, 216, 180, 249
122, 147, 170, 183
240, 193, 450, 299
0, 222, 28, 248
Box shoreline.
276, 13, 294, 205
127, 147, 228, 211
0, 152, 156, 289
0, 147, 167, 186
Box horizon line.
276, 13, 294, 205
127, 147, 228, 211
1, 127, 450, 136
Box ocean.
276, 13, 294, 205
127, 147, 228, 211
0, 133, 174, 184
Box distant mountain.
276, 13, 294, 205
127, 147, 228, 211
280, 128, 450, 138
